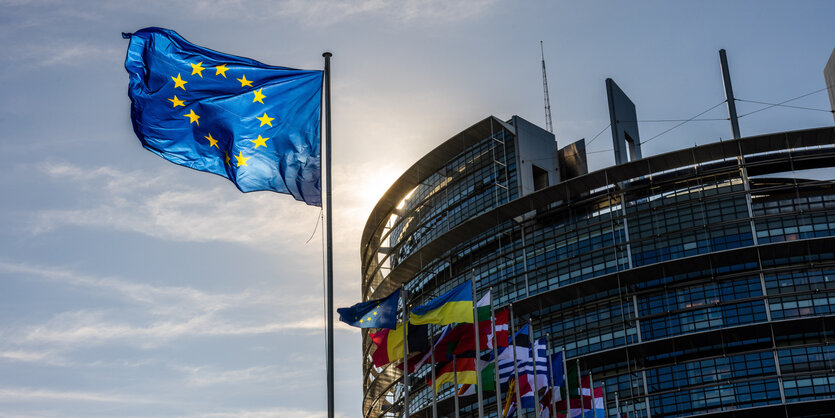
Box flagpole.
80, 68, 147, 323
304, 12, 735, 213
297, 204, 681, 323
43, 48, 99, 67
545, 335, 556, 418
561, 347, 569, 418
576, 359, 583, 417
322, 51, 335, 418
529, 319, 541, 418
509, 304, 523, 417
614, 391, 620, 418
602, 381, 608, 418
471, 275, 485, 418
490, 289, 503, 416
453, 355, 460, 418
402, 288, 410, 417
430, 331, 438, 418
588, 371, 595, 418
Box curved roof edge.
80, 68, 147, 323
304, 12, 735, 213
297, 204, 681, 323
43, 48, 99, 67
360, 116, 514, 262
366, 126, 835, 300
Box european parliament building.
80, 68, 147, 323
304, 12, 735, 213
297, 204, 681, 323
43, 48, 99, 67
360, 73, 835, 416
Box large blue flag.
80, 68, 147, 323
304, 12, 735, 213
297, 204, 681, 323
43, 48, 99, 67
337, 289, 400, 329
124, 27, 323, 205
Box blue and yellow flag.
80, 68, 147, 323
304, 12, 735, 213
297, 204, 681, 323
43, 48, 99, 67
410, 281, 474, 325
123, 27, 323, 206
337, 288, 400, 329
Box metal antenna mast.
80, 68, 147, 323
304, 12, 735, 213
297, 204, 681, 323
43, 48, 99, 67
541, 41, 554, 133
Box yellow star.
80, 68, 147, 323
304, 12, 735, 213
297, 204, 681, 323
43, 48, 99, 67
215, 64, 229, 78
359, 318, 364, 323
256, 112, 274, 127
168, 96, 185, 108
234, 151, 250, 167
183, 109, 200, 125
253, 88, 266, 104
250, 135, 270, 149
373, 311, 378, 315
204, 133, 219, 148
171, 73, 187, 90
225, 152, 231, 167
190, 61, 205, 77
237, 74, 253, 87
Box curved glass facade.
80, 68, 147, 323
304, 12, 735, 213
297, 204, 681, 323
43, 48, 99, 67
360, 117, 835, 418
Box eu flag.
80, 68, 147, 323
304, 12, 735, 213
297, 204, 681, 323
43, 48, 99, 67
337, 289, 400, 329
123, 27, 323, 206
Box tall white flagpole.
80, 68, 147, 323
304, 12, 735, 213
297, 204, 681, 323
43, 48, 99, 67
561, 347, 570, 418
430, 332, 438, 418
509, 305, 523, 417
529, 319, 541, 418
545, 335, 557, 418
471, 275, 485, 418
322, 51, 335, 418
490, 290, 503, 415
401, 288, 410, 417
453, 355, 460, 418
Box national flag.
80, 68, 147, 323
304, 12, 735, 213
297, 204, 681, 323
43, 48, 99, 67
549, 351, 565, 402
410, 281, 474, 325
581, 376, 593, 411
517, 338, 549, 408
593, 386, 605, 418
394, 352, 426, 374
540, 388, 553, 418
497, 324, 530, 384
449, 293, 505, 355
370, 323, 428, 367
491, 308, 510, 349
457, 361, 497, 396
426, 357, 480, 392
337, 288, 400, 329
502, 378, 517, 418
123, 27, 323, 205
412, 324, 453, 370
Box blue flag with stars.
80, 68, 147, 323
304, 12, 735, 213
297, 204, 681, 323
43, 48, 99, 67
337, 289, 400, 329
124, 27, 323, 206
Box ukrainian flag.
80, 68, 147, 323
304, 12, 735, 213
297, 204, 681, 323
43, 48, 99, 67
410, 281, 474, 325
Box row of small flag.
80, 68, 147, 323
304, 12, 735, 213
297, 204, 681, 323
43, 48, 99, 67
338, 282, 607, 417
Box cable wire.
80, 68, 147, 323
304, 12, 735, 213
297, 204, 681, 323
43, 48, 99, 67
618, 118, 728, 122
641, 100, 727, 145
736, 85, 834, 118
736, 98, 834, 116
585, 123, 611, 146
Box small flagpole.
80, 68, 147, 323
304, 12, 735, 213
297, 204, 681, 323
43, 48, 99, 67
322, 51, 335, 418
614, 391, 620, 418
602, 381, 608, 418
402, 288, 410, 417
471, 275, 485, 418
508, 304, 523, 417
529, 319, 541, 418
453, 355, 460, 418
576, 359, 583, 416
545, 335, 556, 418
588, 371, 595, 417
430, 332, 438, 418
490, 289, 503, 416
561, 347, 569, 418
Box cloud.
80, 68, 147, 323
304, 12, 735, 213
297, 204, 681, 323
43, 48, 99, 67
31, 161, 322, 247
0, 387, 146, 403
163, 0, 497, 26
0, 261, 326, 349
186, 407, 336, 418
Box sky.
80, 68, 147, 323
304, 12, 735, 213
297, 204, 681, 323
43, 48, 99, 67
0, 1, 833, 417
